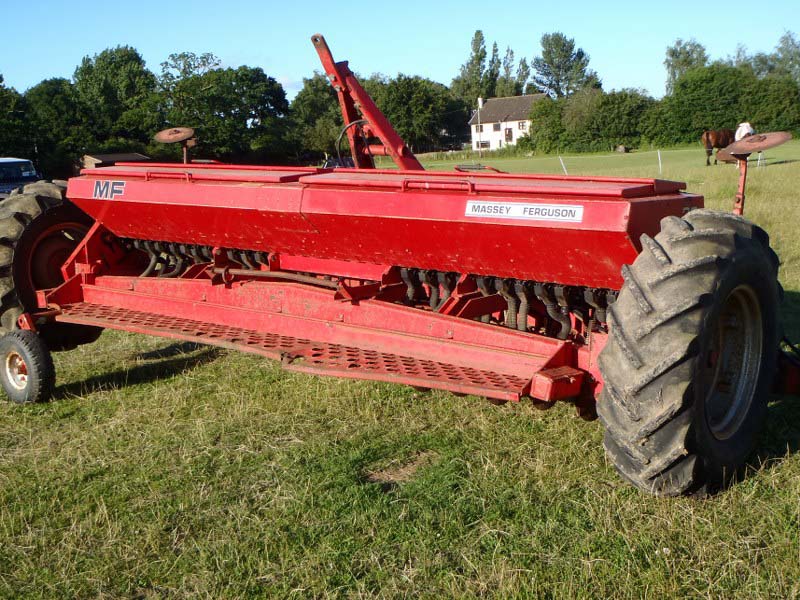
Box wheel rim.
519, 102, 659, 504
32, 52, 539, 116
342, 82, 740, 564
28, 222, 88, 291
5, 351, 28, 391
702, 285, 763, 440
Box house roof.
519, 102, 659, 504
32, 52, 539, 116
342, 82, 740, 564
468, 94, 546, 125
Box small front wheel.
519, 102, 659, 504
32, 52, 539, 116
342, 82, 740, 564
0, 330, 55, 404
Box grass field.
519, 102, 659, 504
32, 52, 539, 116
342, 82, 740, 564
1, 142, 800, 598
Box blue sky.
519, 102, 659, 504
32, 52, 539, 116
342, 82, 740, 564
0, 0, 797, 100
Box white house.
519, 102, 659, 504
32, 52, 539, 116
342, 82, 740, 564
468, 94, 545, 151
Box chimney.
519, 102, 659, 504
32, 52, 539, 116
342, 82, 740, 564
477, 97, 484, 109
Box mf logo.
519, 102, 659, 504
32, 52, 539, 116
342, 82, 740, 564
92, 180, 126, 199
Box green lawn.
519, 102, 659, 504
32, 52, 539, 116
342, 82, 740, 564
2, 142, 800, 598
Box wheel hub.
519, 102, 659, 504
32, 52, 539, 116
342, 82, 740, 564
5, 351, 28, 391
702, 285, 763, 440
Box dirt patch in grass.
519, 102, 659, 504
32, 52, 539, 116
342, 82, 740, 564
361, 450, 439, 490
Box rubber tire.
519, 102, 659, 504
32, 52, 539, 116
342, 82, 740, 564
597, 209, 781, 496
5, 180, 65, 202
0, 182, 102, 351
0, 329, 55, 403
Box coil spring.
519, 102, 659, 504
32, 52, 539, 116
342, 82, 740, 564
123, 239, 269, 279
398, 267, 611, 337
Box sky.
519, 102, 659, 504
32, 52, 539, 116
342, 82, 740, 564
0, 0, 797, 100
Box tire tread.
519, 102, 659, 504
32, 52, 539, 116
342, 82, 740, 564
598, 209, 780, 495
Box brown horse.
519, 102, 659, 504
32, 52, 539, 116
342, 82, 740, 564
701, 129, 735, 166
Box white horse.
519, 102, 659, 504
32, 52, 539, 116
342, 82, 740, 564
735, 122, 755, 141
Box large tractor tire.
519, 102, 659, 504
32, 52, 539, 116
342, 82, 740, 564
598, 209, 781, 496
0, 182, 102, 351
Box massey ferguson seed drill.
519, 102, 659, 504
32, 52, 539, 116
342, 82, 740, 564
1, 35, 798, 496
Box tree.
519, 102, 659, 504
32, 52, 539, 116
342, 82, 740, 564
73, 46, 162, 148
532, 32, 600, 98
166, 66, 290, 161
751, 52, 780, 78
361, 73, 389, 108
25, 78, 89, 177
774, 31, 800, 86
591, 89, 655, 149
729, 44, 751, 68
290, 72, 342, 156
159, 51, 221, 117
642, 61, 797, 146
516, 58, 531, 94
659, 63, 756, 143
720, 31, 800, 85
724, 44, 777, 79
160, 52, 220, 88
525, 97, 566, 152
495, 47, 518, 97
483, 42, 500, 98
664, 38, 708, 94
0, 75, 31, 159
561, 87, 603, 150
377, 75, 463, 152
452, 30, 488, 109
745, 74, 800, 132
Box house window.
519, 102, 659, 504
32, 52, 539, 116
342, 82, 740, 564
475, 124, 483, 133
505, 128, 513, 142
492, 123, 501, 132
518, 121, 527, 130
477, 141, 490, 149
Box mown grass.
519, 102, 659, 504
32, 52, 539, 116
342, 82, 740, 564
1, 142, 800, 598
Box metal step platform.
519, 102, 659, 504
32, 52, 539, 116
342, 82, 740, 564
56, 303, 531, 401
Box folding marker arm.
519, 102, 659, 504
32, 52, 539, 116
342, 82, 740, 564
312, 34, 424, 171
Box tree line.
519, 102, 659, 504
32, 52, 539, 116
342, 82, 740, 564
521, 32, 800, 153
1, 31, 799, 178
0, 49, 293, 178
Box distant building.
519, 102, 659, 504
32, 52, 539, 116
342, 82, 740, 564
468, 94, 546, 151
81, 152, 150, 170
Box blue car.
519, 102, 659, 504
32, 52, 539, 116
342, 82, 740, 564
0, 158, 41, 199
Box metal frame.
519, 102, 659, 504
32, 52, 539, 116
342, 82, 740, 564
33, 219, 606, 405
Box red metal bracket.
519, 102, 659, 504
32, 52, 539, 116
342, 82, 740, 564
530, 366, 585, 402
335, 281, 381, 302
777, 351, 800, 395
17, 313, 37, 331
733, 156, 748, 216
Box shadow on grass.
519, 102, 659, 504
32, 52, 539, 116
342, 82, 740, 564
781, 289, 800, 340
134, 341, 206, 361
760, 158, 800, 167
751, 289, 800, 469
758, 395, 800, 461
55, 342, 222, 399
703, 158, 800, 170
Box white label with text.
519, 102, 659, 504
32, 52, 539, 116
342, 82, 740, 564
464, 201, 584, 222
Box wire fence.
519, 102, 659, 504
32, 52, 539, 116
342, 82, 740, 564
381, 144, 791, 176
